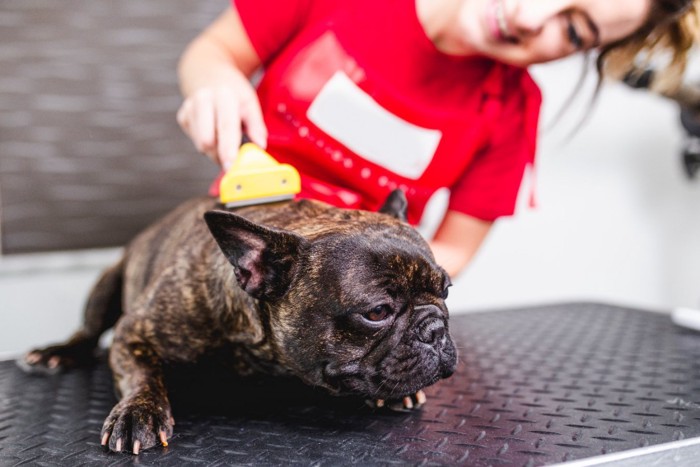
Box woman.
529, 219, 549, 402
177, 0, 699, 277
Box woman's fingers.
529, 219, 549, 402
177, 83, 267, 169
239, 89, 267, 150
177, 90, 220, 166
214, 87, 241, 170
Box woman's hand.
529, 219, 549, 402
177, 76, 266, 170
176, 7, 265, 169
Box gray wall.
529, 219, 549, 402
0, 0, 224, 254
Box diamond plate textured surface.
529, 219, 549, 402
2, 302, 700, 466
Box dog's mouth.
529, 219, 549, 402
319, 360, 361, 396
324, 368, 442, 400
313, 317, 458, 400
320, 352, 455, 400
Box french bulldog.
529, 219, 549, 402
20, 190, 457, 454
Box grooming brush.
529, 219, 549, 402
219, 135, 301, 208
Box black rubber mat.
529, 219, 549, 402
2, 302, 700, 466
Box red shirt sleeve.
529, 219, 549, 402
233, 0, 314, 64
448, 69, 542, 221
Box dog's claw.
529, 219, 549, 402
18, 340, 96, 375
25, 352, 40, 365
101, 393, 173, 454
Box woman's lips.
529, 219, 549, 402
489, 0, 516, 43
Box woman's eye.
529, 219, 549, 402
567, 19, 584, 49
567, 22, 583, 49
363, 305, 391, 322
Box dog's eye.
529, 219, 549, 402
363, 305, 391, 322
440, 279, 452, 299
440, 285, 450, 300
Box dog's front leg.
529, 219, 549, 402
101, 318, 173, 454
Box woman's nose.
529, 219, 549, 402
513, 17, 544, 38
510, 0, 561, 38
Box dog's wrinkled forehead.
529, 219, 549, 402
318, 231, 447, 298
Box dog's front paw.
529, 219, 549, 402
366, 389, 427, 412
101, 392, 174, 454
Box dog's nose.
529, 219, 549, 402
417, 319, 446, 346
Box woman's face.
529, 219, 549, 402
446, 0, 652, 66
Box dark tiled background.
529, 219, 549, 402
0, 0, 224, 254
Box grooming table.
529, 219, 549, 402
2, 302, 700, 466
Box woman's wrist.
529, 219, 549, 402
178, 48, 247, 98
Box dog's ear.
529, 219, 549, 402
378, 189, 408, 222
204, 210, 307, 301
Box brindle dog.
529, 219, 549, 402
20, 190, 457, 454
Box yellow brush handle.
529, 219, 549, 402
219, 142, 301, 206
231, 142, 279, 170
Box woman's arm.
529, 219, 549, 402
429, 210, 492, 278
177, 7, 267, 168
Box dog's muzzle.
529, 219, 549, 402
414, 305, 456, 378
